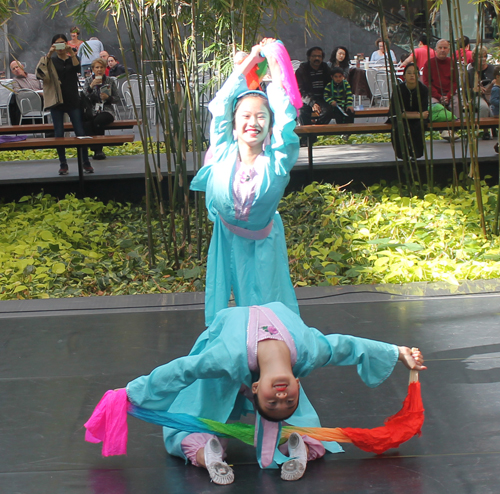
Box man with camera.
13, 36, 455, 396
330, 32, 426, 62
467, 46, 495, 140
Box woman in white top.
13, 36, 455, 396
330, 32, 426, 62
370, 37, 397, 64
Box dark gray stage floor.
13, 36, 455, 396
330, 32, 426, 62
1, 287, 499, 493
0, 138, 497, 184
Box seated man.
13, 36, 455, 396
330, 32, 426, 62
467, 46, 495, 139
99, 51, 110, 75
295, 46, 333, 136
401, 35, 436, 71
9, 61, 44, 125
422, 39, 460, 138
10, 61, 43, 92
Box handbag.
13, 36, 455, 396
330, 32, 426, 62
80, 91, 94, 121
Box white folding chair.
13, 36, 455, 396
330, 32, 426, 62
123, 78, 155, 124
0, 83, 15, 125
365, 69, 381, 107
375, 71, 391, 107
15, 89, 51, 126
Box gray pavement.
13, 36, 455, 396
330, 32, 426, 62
0, 137, 498, 185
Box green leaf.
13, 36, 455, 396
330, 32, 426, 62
52, 263, 66, 274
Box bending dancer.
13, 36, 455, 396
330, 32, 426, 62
190, 39, 300, 325
123, 302, 426, 484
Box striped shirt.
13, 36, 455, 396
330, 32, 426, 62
323, 80, 353, 108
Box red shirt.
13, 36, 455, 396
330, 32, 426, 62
422, 56, 458, 100
455, 48, 473, 65
413, 46, 436, 70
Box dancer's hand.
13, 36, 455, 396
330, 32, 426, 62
398, 346, 427, 371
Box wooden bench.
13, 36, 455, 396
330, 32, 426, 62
295, 117, 500, 179
0, 119, 137, 135
0, 134, 135, 195
354, 107, 389, 118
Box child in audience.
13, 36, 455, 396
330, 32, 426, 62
324, 67, 355, 125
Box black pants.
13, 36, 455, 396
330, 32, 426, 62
83, 111, 115, 153
298, 99, 333, 126
332, 106, 355, 125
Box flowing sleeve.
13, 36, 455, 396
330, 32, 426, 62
190, 73, 247, 193
266, 82, 300, 175
318, 333, 399, 388
126, 308, 249, 411
208, 72, 248, 150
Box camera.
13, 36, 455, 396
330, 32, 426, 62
54, 43, 66, 50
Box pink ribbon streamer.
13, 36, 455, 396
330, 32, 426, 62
84, 389, 129, 456
261, 41, 302, 110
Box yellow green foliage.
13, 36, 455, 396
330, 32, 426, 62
2, 182, 500, 300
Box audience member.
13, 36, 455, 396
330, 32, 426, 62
107, 55, 126, 77
370, 37, 397, 64
10, 61, 43, 91
9, 61, 44, 125
295, 46, 333, 138
78, 37, 104, 76
327, 46, 350, 78
36, 34, 93, 175
83, 58, 120, 160
456, 36, 473, 65
67, 27, 84, 52
491, 66, 500, 153
99, 51, 110, 75
389, 63, 429, 160
467, 46, 495, 139
422, 39, 460, 124
401, 35, 435, 70
323, 67, 354, 130
490, 65, 500, 117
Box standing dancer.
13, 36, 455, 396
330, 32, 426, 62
190, 38, 301, 325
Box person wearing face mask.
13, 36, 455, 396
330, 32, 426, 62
82, 58, 120, 160
86, 302, 427, 485
36, 34, 93, 175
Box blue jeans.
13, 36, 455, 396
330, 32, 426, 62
50, 106, 90, 165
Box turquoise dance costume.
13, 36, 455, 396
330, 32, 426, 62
190, 71, 300, 325
126, 302, 399, 467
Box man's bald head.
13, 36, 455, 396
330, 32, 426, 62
10, 61, 26, 77
435, 39, 450, 60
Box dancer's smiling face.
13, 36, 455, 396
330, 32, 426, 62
252, 374, 300, 421
234, 95, 271, 149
